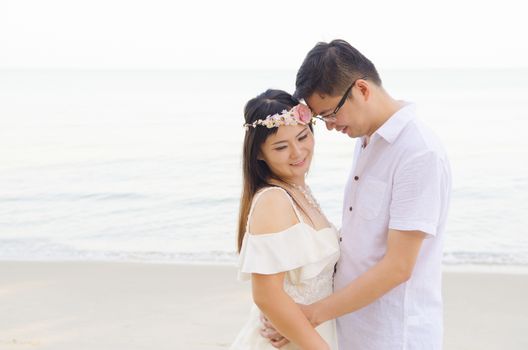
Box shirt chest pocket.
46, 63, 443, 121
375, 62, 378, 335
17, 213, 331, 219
356, 176, 387, 220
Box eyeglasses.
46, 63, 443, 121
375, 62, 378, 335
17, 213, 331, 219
312, 76, 368, 122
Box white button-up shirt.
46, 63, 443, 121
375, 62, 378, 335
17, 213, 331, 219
334, 103, 451, 350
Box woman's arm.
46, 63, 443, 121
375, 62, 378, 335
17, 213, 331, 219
248, 188, 329, 350
252, 272, 329, 350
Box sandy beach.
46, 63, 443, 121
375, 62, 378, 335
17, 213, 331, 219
0, 262, 527, 350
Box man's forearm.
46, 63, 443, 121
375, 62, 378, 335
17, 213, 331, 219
309, 229, 425, 326
314, 256, 410, 324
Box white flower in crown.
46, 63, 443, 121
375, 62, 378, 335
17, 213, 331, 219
243, 104, 313, 130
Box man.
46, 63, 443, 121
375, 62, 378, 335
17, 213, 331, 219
263, 39, 451, 349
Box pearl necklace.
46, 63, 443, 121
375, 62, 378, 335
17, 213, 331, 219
290, 183, 323, 214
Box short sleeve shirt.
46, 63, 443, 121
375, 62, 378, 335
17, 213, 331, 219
334, 103, 452, 350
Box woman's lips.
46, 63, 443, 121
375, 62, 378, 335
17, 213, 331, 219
290, 157, 306, 166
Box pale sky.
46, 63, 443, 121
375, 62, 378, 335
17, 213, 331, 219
1, 0, 527, 70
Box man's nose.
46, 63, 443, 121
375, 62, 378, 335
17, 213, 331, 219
325, 120, 336, 131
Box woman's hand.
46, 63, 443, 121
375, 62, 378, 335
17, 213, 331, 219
259, 312, 290, 348
259, 310, 331, 349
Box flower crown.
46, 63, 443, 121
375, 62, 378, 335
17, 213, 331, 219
243, 103, 313, 131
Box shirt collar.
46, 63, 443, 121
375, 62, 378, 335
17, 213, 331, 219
372, 102, 416, 144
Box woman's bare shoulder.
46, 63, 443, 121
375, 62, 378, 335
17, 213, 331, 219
248, 187, 299, 235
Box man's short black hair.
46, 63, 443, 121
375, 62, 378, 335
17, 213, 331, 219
294, 39, 381, 101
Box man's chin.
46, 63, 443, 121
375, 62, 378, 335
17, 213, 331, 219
341, 127, 354, 138
345, 128, 360, 139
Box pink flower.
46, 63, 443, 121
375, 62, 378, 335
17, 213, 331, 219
295, 104, 312, 124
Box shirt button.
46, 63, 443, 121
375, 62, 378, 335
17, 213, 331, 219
349, 206, 353, 211
354, 176, 359, 181
339, 237, 343, 242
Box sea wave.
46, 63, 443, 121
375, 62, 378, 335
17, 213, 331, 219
1, 238, 527, 266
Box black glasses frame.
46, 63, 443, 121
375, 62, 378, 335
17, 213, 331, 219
313, 76, 368, 122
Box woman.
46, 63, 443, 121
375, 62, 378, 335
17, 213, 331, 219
230, 89, 340, 350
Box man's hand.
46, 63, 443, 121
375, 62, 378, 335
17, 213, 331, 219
298, 303, 321, 327
259, 312, 290, 348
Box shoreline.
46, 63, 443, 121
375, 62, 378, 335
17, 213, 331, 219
3, 258, 528, 273
0, 261, 527, 349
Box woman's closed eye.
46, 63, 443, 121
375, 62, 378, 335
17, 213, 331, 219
298, 134, 308, 141
274, 133, 309, 151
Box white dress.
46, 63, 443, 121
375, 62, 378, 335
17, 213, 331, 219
230, 187, 340, 350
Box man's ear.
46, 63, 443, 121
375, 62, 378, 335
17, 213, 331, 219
357, 79, 370, 102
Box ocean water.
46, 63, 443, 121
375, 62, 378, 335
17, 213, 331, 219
1, 69, 527, 266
